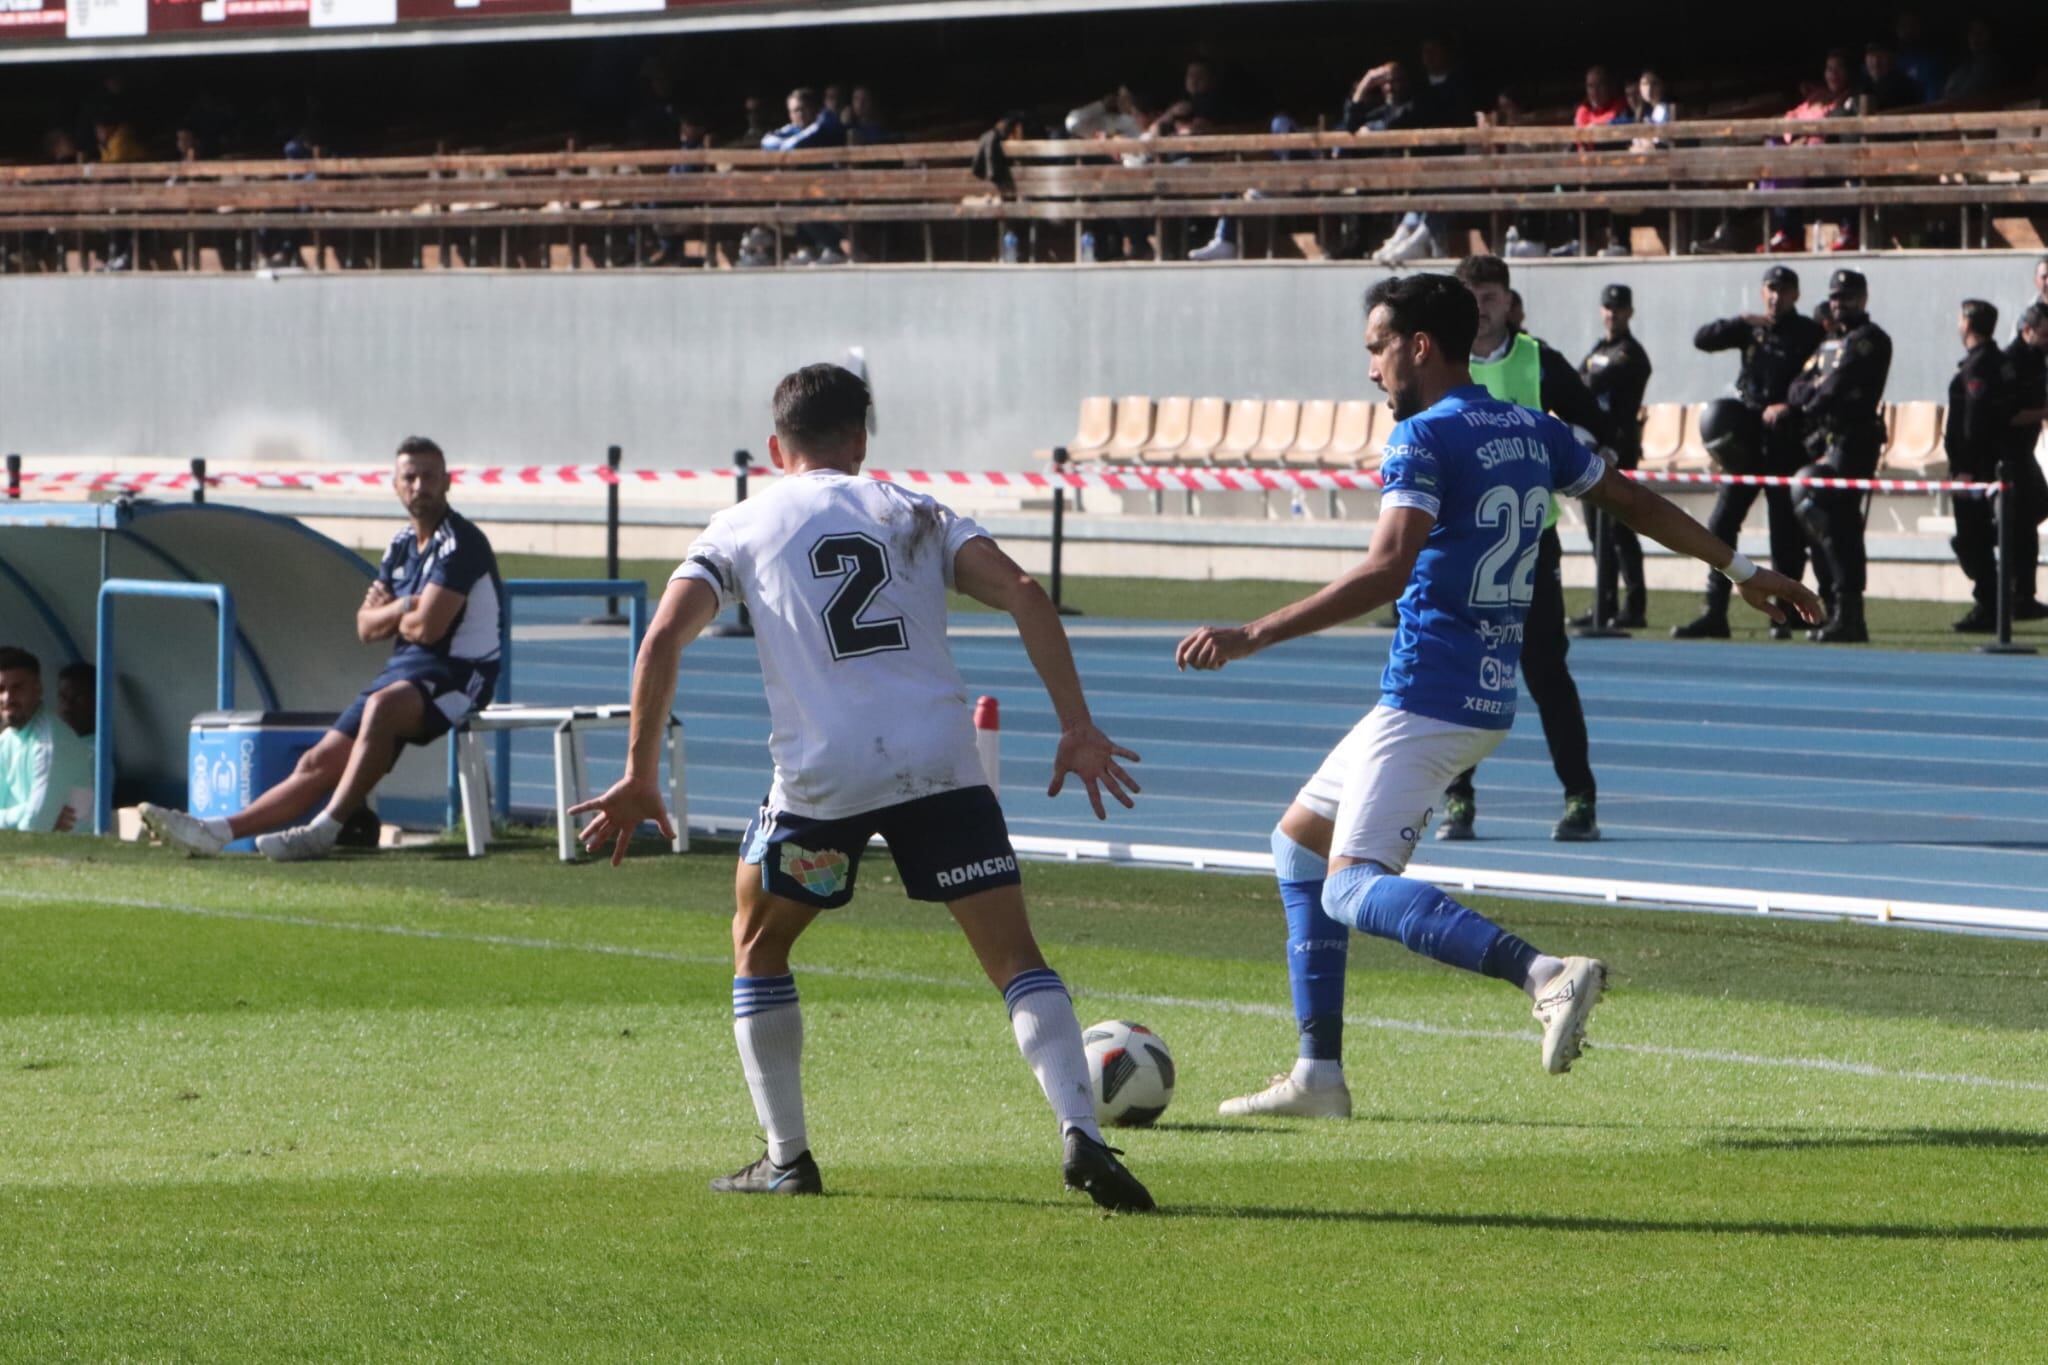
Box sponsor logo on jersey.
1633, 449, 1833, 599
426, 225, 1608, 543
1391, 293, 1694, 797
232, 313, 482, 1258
935, 854, 1018, 888
780, 844, 851, 898
1461, 695, 1507, 716
1458, 406, 1538, 430
1476, 619, 1525, 648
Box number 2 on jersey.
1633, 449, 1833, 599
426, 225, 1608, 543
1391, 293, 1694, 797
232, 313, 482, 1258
810, 532, 909, 660
1469, 485, 1550, 607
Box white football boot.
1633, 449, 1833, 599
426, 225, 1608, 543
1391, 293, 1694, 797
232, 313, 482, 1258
138, 803, 226, 857
254, 823, 337, 863
1218, 1072, 1353, 1119
1533, 956, 1607, 1074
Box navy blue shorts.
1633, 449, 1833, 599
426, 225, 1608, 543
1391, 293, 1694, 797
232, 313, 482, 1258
332, 656, 499, 749
741, 785, 1020, 910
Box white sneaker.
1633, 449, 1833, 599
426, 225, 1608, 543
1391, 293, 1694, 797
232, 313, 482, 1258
1218, 1073, 1353, 1119
815, 246, 847, 265
1188, 236, 1239, 262
138, 803, 226, 857
1532, 956, 1607, 1074
1382, 228, 1436, 265
787, 247, 816, 266
1370, 224, 1418, 264
254, 823, 336, 863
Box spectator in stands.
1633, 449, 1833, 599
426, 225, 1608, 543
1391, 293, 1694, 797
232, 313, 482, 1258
1942, 18, 2003, 100
1067, 86, 1152, 262
0, 647, 93, 835
56, 663, 95, 743
762, 87, 849, 265
1630, 70, 1674, 145
628, 58, 681, 148
1574, 66, 1632, 129
1341, 61, 1445, 265
741, 95, 775, 145
845, 86, 889, 146
140, 436, 505, 863
1892, 10, 1946, 104
1152, 60, 1241, 262
1862, 40, 1922, 112
91, 113, 146, 165
256, 134, 316, 270
1761, 54, 1858, 254
650, 113, 713, 268
1414, 36, 1476, 126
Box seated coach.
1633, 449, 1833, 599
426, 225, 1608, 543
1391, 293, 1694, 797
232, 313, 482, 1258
140, 436, 504, 861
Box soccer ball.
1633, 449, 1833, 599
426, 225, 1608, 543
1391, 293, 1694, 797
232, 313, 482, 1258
1081, 1020, 1175, 1127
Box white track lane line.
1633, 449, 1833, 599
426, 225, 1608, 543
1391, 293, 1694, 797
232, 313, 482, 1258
5, 888, 2044, 1096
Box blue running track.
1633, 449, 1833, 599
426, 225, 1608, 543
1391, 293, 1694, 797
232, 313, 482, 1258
501, 600, 2048, 916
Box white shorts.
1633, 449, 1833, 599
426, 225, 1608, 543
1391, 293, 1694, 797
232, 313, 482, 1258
1295, 704, 1506, 872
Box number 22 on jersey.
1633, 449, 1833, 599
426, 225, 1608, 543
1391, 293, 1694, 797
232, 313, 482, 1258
1469, 485, 1550, 608
810, 532, 909, 660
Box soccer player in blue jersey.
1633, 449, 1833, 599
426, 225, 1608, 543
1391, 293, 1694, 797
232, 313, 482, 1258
1180, 275, 1822, 1117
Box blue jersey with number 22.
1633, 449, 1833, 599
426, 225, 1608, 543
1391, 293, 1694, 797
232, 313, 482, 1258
1376, 385, 1604, 731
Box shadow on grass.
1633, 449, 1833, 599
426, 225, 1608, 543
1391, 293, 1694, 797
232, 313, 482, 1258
1710, 1126, 2048, 1152
860, 1191, 2048, 1241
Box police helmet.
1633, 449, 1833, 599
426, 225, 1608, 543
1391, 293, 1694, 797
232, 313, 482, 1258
1697, 398, 1765, 474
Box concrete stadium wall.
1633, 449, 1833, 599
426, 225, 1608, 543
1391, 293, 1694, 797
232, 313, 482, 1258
2, 252, 2040, 470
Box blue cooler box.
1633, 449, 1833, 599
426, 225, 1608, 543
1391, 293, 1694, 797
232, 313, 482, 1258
189, 711, 336, 853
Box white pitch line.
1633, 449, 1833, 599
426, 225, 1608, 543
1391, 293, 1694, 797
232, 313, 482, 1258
5, 888, 2045, 1097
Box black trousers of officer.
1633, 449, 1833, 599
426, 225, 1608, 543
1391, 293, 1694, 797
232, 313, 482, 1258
1591, 445, 1645, 621
1701, 424, 1812, 617
1950, 461, 2000, 609
1799, 436, 1881, 599
1448, 526, 1596, 805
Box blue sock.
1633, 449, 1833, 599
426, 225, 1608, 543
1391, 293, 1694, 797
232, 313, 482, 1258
1273, 827, 1347, 1060
1322, 863, 1538, 985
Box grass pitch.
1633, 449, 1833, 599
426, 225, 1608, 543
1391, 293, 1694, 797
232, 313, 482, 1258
4, 834, 2048, 1362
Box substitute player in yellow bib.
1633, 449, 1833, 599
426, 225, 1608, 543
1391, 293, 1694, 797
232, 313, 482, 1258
573, 365, 1154, 1212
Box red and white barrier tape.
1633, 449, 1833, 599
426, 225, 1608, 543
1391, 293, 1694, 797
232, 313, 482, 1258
9, 464, 2003, 496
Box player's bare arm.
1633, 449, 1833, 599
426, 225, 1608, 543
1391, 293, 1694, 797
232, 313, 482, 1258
1580, 463, 1825, 625
952, 535, 1140, 820
571, 576, 720, 864
397, 583, 467, 647
355, 580, 408, 643
1175, 505, 1433, 672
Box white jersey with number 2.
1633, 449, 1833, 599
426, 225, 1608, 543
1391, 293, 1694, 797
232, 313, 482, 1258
671, 470, 994, 820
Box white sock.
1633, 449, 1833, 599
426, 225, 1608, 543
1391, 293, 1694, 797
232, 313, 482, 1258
201, 817, 233, 842
733, 979, 807, 1166
1290, 1057, 1345, 1090
306, 812, 344, 846
1525, 954, 1567, 998
1003, 969, 1101, 1143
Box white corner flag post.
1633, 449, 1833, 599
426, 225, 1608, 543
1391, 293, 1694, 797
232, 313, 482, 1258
973, 696, 1001, 792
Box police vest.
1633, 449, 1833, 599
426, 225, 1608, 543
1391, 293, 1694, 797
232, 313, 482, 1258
1471, 333, 1561, 528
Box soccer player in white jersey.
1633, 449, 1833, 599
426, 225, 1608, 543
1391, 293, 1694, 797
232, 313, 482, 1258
1179, 275, 1822, 1119
572, 365, 1153, 1211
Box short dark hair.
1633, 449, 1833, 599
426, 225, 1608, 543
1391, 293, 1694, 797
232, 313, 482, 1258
0, 645, 41, 676
1962, 299, 1999, 338
1454, 254, 1511, 290
788, 86, 819, 107
1364, 273, 1480, 360
58, 661, 94, 687
773, 364, 872, 452
2023, 303, 2048, 332
395, 436, 445, 463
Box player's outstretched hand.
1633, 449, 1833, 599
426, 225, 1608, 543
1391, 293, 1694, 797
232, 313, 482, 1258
1175, 625, 1254, 672
1048, 721, 1142, 821
1737, 568, 1826, 627
568, 776, 676, 867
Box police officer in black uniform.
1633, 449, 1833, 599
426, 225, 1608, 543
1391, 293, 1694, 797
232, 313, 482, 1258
1999, 303, 2048, 619
1945, 300, 2017, 632
1674, 264, 1825, 640
1775, 268, 1892, 643
1578, 283, 1653, 628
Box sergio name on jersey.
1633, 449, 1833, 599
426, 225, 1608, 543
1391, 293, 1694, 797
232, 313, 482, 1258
672, 471, 995, 820
1376, 386, 1602, 728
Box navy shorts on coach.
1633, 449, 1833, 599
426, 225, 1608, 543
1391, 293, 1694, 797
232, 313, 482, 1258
741, 785, 1021, 909
332, 657, 499, 749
